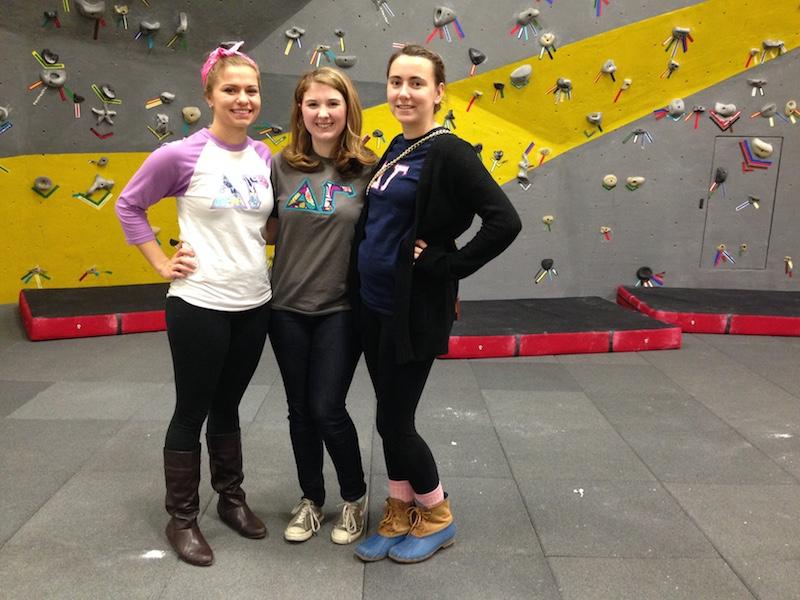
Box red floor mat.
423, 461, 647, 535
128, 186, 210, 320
19, 284, 169, 341
617, 286, 800, 335
443, 297, 681, 359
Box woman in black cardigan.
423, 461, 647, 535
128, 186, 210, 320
353, 45, 522, 564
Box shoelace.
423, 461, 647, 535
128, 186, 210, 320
336, 501, 360, 533
406, 505, 432, 535
290, 500, 321, 533
379, 503, 399, 530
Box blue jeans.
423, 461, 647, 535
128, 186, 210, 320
269, 309, 366, 505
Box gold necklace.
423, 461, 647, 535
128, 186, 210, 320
366, 128, 452, 194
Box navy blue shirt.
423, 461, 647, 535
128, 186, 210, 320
358, 130, 441, 314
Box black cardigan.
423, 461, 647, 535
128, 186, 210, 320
350, 132, 522, 364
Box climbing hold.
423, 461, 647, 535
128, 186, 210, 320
40, 69, 66, 88
334, 55, 357, 68
86, 174, 115, 195
602, 174, 617, 190
34, 176, 53, 192
509, 64, 532, 88
41, 49, 60, 65
667, 98, 685, 117
75, 0, 105, 18
433, 6, 456, 27
468, 48, 486, 66
714, 102, 736, 117
181, 106, 201, 124
626, 176, 645, 190
751, 138, 773, 158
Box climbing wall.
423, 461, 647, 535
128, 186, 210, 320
1, 0, 798, 303
464, 48, 800, 300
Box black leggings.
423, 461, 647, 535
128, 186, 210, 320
360, 305, 439, 494
269, 309, 365, 505
164, 296, 270, 451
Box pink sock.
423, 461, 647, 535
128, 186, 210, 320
415, 482, 444, 508
388, 479, 414, 502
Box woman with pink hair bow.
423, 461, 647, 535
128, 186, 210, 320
116, 42, 271, 566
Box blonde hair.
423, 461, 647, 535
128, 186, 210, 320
283, 67, 376, 177
203, 55, 260, 97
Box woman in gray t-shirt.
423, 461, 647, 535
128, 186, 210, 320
267, 67, 376, 545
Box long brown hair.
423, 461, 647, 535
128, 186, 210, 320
283, 67, 376, 177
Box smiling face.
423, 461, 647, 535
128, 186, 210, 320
300, 81, 347, 157
387, 54, 444, 138
206, 64, 261, 141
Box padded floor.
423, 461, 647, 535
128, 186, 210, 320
19, 284, 169, 341
19, 287, 682, 357
445, 297, 681, 358
617, 287, 800, 335
4, 300, 799, 599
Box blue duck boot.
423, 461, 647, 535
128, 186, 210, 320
388, 497, 455, 563
354, 497, 411, 562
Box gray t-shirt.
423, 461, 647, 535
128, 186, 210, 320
270, 152, 369, 315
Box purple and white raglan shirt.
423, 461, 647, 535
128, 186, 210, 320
115, 129, 274, 311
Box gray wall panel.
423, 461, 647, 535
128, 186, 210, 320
459, 48, 800, 300
252, 0, 704, 83
699, 136, 782, 270
0, 0, 312, 155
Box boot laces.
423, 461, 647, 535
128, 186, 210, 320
379, 503, 399, 528
289, 499, 321, 533
407, 505, 431, 535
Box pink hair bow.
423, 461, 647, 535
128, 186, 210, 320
201, 41, 258, 86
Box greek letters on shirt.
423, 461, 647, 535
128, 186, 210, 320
285, 178, 355, 214
370, 164, 410, 192
211, 173, 270, 210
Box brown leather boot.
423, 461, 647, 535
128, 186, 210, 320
206, 431, 267, 539
377, 497, 413, 537
164, 448, 213, 566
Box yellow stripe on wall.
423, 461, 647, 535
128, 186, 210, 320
2, 0, 798, 303
361, 0, 800, 184
2, 152, 182, 304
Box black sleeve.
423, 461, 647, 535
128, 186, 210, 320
269, 155, 281, 218
416, 139, 522, 280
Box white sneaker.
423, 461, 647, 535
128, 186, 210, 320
330, 494, 368, 545
284, 498, 324, 542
